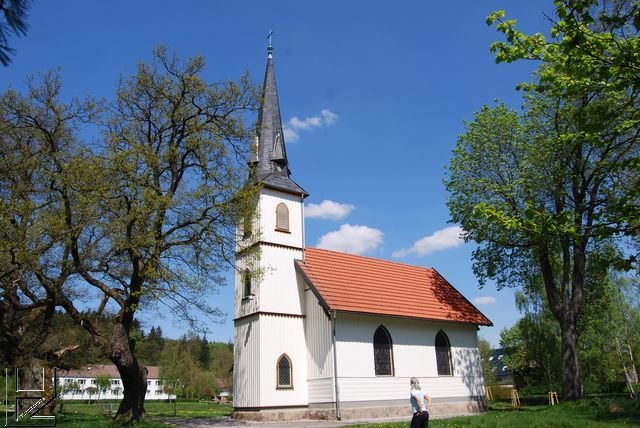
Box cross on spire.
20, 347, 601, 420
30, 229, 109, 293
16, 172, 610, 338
267, 30, 274, 58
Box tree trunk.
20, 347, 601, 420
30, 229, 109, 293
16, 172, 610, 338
560, 316, 581, 399
108, 323, 147, 421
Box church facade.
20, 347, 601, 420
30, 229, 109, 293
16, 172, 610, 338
232, 45, 492, 421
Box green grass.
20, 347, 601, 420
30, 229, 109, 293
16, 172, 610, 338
51, 400, 232, 427
352, 396, 640, 427
13, 396, 640, 427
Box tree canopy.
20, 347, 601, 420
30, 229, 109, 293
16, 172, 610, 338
446, 0, 640, 400
0, 47, 258, 420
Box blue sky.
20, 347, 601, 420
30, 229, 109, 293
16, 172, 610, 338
2, 1, 553, 346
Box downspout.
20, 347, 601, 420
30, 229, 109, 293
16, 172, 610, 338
301, 193, 306, 260
331, 310, 341, 420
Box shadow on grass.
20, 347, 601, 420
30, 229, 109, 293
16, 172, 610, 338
54, 412, 171, 427
486, 395, 549, 413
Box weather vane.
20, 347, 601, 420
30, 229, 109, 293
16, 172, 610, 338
267, 30, 274, 57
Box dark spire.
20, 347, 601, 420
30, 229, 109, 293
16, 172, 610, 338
251, 39, 308, 197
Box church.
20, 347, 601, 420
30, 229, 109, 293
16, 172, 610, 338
232, 43, 492, 422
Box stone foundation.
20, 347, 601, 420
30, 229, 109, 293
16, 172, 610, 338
234, 399, 485, 422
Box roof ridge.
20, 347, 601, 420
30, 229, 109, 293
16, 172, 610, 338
305, 246, 435, 271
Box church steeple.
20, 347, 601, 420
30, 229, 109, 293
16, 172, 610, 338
252, 40, 308, 197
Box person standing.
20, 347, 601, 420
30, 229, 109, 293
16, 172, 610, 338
409, 377, 432, 428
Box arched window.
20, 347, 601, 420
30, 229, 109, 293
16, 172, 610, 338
275, 203, 289, 232
243, 269, 251, 298
373, 325, 394, 376
276, 354, 293, 388
435, 330, 453, 376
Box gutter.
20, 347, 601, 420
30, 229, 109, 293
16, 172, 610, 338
331, 310, 341, 420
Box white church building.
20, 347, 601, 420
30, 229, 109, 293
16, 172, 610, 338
233, 44, 492, 422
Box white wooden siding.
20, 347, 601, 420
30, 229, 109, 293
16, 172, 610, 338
258, 314, 308, 407
337, 375, 480, 402
335, 313, 484, 402
303, 283, 335, 404
304, 283, 333, 380
233, 317, 260, 407
258, 245, 304, 314
258, 190, 304, 249
308, 378, 334, 403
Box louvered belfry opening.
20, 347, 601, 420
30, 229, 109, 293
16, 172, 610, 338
276, 202, 289, 231
373, 325, 394, 376
277, 354, 292, 388
436, 330, 453, 376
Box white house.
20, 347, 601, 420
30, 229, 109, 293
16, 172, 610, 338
233, 43, 492, 422
57, 365, 173, 401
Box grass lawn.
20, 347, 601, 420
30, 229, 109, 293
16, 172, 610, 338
11, 396, 640, 427
353, 396, 640, 427
50, 400, 232, 427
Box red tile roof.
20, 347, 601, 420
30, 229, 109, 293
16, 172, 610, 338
296, 247, 492, 326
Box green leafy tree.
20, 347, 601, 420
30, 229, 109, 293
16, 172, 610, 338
500, 303, 562, 392
199, 335, 210, 369
478, 0, 640, 400
66, 47, 257, 419
1, 47, 258, 421
446, 83, 639, 399
210, 341, 233, 391
478, 337, 497, 387
136, 326, 165, 365
0, 69, 98, 389
60, 380, 81, 398
85, 386, 97, 404
581, 272, 640, 396
488, 0, 640, 96
95, 374, 112, 401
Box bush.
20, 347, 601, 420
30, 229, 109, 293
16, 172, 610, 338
582, 380, 627, 395
520, 383, 561, 396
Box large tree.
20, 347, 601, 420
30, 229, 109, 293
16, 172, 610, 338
446, 0, 640, 400
0, 70, 97, 406
68, 48, 257, 420
446, 88, 639, 399
1, 48, 258, 421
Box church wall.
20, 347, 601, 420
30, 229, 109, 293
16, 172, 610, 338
303, 279, 335, 403
258, 245, 305, 314
233, 316, 261, 408
259, 313, 308, 407
308, 378, 335, 404
334, 313, 485, 403
258, 190, 304, 249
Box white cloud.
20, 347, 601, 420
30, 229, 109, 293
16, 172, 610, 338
283, 127, 299, 142
289, 116, 322, 130
472, 296, 497, 306
316, 224, 383, 255
320, 109, 338, 125
283, 108, 338, 143
392, 226, 464, 258
305, 200, 355, 220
